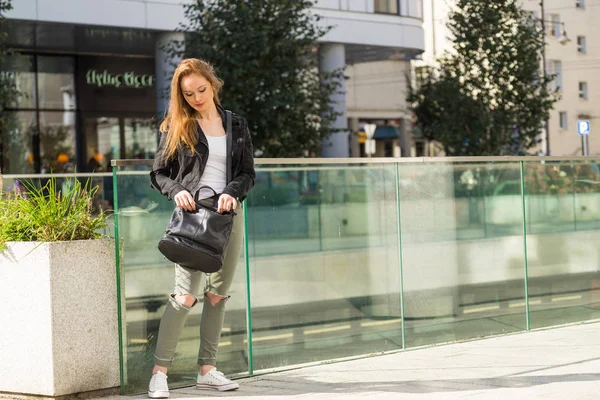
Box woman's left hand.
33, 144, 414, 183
217, 194, 237, 214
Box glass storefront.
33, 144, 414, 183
0, 22, 158, 175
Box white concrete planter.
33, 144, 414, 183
0, 239, 119, 397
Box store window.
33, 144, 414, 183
84, 116, 120, 172
37, 56, 76, 110
0, 111, 36, 174
0, 54, 36, 109
39, 111, 76, 173
124, 118, 158, 159
1, 52, 157, 174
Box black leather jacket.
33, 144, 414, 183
150, 106, 256, 202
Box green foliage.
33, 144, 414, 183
408, 0, 558, 156
0, 176, 108, 251
171, 0, 345, 157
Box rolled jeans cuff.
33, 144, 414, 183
197, 357, 217, 366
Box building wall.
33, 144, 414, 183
8, 0, 190, 30
415, 0, 600, 156
521, 0, 600, 156
9, 0, 425, 53
346, 60, 412, 120
418, 0, 452, 65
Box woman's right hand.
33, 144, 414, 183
174, 191, 196, 211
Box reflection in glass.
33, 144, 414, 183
524, 161, 600, 328
37, 56, 76, 110
38, 112, 76, 173
124, 118, 157, 159
0, 112, 35, 174
400, 162, 527, 348
84, 116, 120, 172
247, 164, 403, 371
0, 55, 36, 108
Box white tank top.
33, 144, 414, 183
197, 135, 227, 199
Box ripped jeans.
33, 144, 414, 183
153, 211, 244, 367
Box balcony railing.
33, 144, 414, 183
314, 0, 423, 18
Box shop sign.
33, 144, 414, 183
85, 69, 154, 89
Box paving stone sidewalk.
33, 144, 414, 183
106, 322, 600, 400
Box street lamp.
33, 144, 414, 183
558, 28, 571, 46
537, 0, 570, 156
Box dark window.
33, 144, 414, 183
384, 141, 393, 157
415, 141, 426, 157
577, 36, 587, 54
375, 0, 399, 15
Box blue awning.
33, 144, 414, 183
373, 125, 399, 139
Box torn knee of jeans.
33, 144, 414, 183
204, 292, 230, 307
170, 293, 198, 308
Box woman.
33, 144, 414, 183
148, 58, 255, 398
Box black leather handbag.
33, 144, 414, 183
157, 111, 235, 273
158, 187, 235, 273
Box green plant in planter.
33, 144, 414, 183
0, 174, 108, 251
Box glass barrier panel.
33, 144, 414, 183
524, 161, 600, 328
399, 162, 528, 347
246, 163, 404, 371
114, 166, 249, 394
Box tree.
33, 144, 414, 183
408, 0, 558, 156
170, 0, 345, 157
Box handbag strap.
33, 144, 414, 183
225, 110, 232, 185
194, 185, 219, 202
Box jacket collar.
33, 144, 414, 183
194, 103, 228, 150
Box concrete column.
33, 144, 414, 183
320, 43, 349, 158
155, 32, 185, 120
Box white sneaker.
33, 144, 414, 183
196, 368, 240, 391
148, 371, 169, 398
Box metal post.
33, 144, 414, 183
582, 135, 590, 156
112, 167, 125, 392
519, 161, 531, 330
242, 201, 254, 374
540, 0, 550, 156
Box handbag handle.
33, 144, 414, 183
194, 185, 219, 202
193, 185, 237, 215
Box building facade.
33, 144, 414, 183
521, 0, 600, 156
1, 0, 425, 174
414, 0, 600, 156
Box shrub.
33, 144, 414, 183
0, 175, 108, 251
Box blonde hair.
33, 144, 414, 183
159, 58, 224, 160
